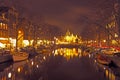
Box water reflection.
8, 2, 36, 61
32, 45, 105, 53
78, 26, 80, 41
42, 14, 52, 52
1, 47, 120, 80
94, 61, 120, 80
0, 54, 48, 80
105, 68, 116, 80
0, 47, 96, 80
53, 48, 82, 60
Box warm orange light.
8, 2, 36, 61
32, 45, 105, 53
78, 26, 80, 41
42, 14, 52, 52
103, 40, 106, 43
18, 30, 21, 34
23, 40, 29, 47
31, 61, 34, 66
112, 40, 117, 45
0, 42, 5, 48
115, 33, 118, 38
0, 23, 2, 27
17, 67, 21, 73
8, 72, 12, 78
54, 48, 80, 60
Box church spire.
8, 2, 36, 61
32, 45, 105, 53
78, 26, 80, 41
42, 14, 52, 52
66, 29, 70, 36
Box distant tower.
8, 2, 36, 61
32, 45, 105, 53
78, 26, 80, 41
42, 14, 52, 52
66, 29, 71, 36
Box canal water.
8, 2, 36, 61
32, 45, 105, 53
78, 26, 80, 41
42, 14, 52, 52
0, 48, 119, 80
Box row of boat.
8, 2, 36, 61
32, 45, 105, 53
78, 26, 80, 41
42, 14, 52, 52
12, 52, 29, 62
0, 45, 51, 63
0, 51, 29, 63
82, 47, 120, 68
92, 47, 120, 68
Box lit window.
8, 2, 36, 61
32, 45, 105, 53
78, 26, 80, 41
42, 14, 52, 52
6, 24, 8, 30
0, 23, 2, 29
5, 24, 6, 29
3, 23, 5, 29
18, 30, 21, 34
115, 33, 118, 38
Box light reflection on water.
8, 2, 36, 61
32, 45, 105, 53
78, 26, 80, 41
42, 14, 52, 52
52, 48, 120, 80
105, 68, 116, 80
94, 59, 120, 80
0, 48, 120, 80
0, 55, 47, 80
53, 48, 82, 60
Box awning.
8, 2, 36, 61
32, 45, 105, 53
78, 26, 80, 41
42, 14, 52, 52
0, 40, 10, 44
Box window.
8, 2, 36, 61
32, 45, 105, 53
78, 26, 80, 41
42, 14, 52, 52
0, 23, 2, 29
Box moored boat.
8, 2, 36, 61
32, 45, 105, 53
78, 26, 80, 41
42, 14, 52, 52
96, 53, 111, 65
12, 52, 29, 62
101, 48, 118, 55
0, 50, 12, 63
0, 54, 12, 63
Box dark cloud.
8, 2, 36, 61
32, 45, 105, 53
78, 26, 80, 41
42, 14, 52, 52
0, 0, 106, 35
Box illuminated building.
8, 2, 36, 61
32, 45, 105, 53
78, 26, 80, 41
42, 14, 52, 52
0, 6, 18, 48
55, 30, 82, 45
102, 1, 120, 47
114, 0, 120, 36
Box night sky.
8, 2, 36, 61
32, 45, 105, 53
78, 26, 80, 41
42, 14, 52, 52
0, 0, 106, 35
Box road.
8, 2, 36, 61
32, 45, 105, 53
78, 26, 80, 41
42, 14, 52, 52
0, 48, 118, 80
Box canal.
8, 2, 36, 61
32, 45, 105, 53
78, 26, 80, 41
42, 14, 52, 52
0, 48, 119, 80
